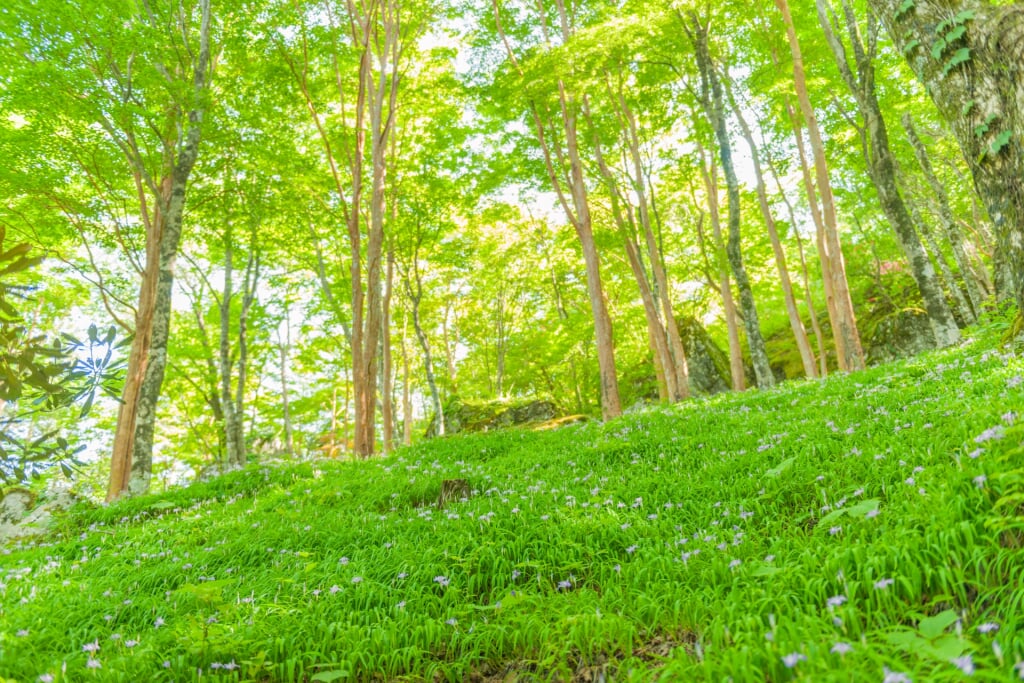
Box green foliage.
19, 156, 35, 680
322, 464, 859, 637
2, 339, 1022, 681
0, 240, 126, 483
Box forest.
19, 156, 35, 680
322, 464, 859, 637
1, 0, 1023, 681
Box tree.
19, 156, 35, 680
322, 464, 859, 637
870, 0, 1023, 323
816, 0, 960, 348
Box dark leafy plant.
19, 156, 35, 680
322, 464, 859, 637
0, 236, 127, 483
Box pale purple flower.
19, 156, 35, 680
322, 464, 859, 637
16, 629, 28, 637
511, 570, 521, 580
397, 572, 408, 580
396, 601, 406, 609
434, 575, 450, 587
782, 652, 806, 668
109, 634, 120, 641
626, 545, 638, 554
977, 622, 999, 634
875, 578, 895, 590
338, 557, 349, 565
39, 675, 54, 683
82, 640, 100, 653
351, 576, 363, 584
86, 659, 101, 669
125, 639, 139, 647
883, 667, 911, 683
827, 595, 847, 608
974, 475, 987, 488
329, 584, 341, 594
975, 426, 1005, 443
1013, 661, 1024, 678
951, 655, 975, 675
831, 642, 853, 655
829, 526, 842, 536
224, 661, 238, 671
613, 564, 621, 573
557, 579, 573, 590
729, 559, 741, 569
866, 509, 881, 519
445, 617, 458, 626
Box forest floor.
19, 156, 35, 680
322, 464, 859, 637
2, 320, 1024, 682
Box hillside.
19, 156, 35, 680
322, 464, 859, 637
2, 331, 1023, 682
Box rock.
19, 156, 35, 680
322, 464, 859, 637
677, 316, 732, 395
427, 397, 562, 438
864, 308, 938, 365
0, 489, 82, 543
0, 488, 35, 524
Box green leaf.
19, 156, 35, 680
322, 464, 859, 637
310, 671, 350, 682
931, 39, 947, 59
895, 0, 915, 18
954, 10, 975, 23
148, 500, 176, 510
942, 48, 971, 76
989, 130, 1013, 155
847, 499, 880, 517
902, 39, 920, 54
918, 609, 958, 639
945, 25, 966, 42
765, 456, 796, 478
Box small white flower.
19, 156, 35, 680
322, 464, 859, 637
831, 642, 852, 655
951, 655, 975, 675
781, 652, 805, 668
874, 578, 895, 590
977, 622, 999, 634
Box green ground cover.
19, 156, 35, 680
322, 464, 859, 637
2, 329, 1023, 682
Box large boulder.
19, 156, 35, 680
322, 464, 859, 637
677, 316, 732, 395
1, 488, 82, 543
426, 397, 562, 438
863, 307, 938, 365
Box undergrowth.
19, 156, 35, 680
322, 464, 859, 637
1, 330, 1023, 682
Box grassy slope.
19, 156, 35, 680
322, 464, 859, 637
1, 334, 1023, 683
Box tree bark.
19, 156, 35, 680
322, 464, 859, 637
106, 0, 212, 500
697, 147, 746, 391
901, 113, 986, 319
776, 0, 866, 371
871, 0, 1023, 317
492, 0, 622, 419
730, 85, 818, 379
816, 0, 960, 348
689, 14, 774, 388
401, 310, 413, 446
381, 250, 395, 454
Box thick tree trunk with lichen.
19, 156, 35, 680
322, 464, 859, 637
872, 0, 1024, 317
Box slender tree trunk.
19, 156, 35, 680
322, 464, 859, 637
381, 250, 395, 454
816, 0, 960, 347
277, 302, 295, 458
909, 199, 974, 324
777, 0, 866, 371
901, 113, 986, 318
613, 81, 690, 399
491, 0, 621, 419
730, 87, 817, 378
231, 243, 257, 467
219, 219, 239, 469
871, 0, 1024, 317
689, 13, 774, 387
408, 284, 443, 438
401, 311, 413, 446
698, 147, 746, 391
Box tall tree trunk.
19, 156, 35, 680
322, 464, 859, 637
219, 219, 239, 469
277, 300, 295, 458
611, 79, 690, 400
231, 236, 259, 467
698, 148, 746, 391
816, 0, 960, 347
401, 310, 413, 446
901, 113, 986, 318
776, 0, 866, 371
689, 13, 775, 388
871, 0, 1024, 318
584, 97, 679, 402
381, 250, 395, 454
763, 129, 829, 377
492, 0, 621, 419
909, 199, 974, 324
730, 86, 818, 379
